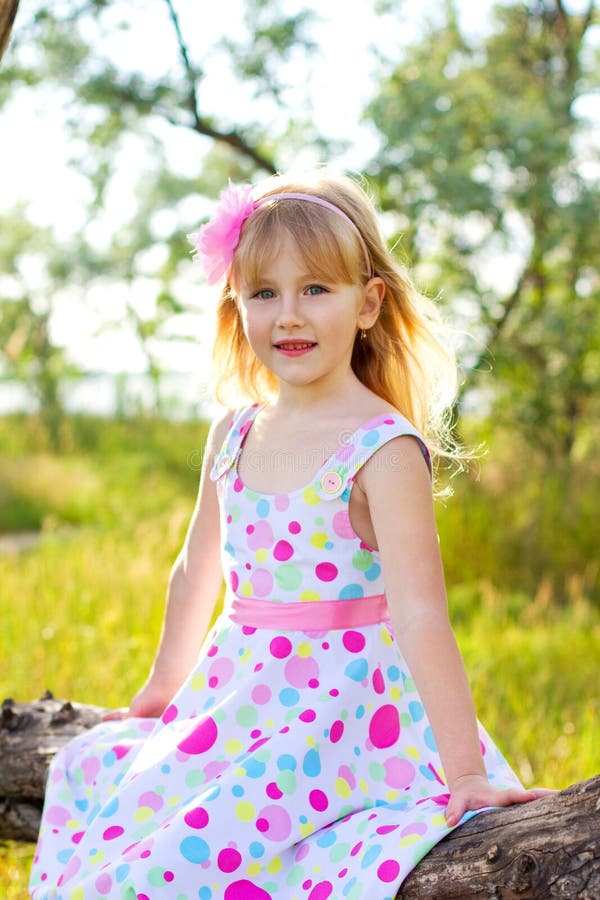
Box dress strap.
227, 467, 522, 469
210, 404, 262, 481
312, 412, 431, 501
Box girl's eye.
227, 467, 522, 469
254, 289, 275, 300
306, 284, 327, 295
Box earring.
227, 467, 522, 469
360, 329, 367, 341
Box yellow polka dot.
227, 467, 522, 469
168, 795, 183, 807
297, 641, 312, 658
400, 834, 420, 848
305, 735, 316, 747
311, 863, 322, 874
255, 548, 268, 563
310, 532, 329, 549
302, 485, 321, 506
190, 672, 206, 691
267, 855, 282, 874
66, 819, 81, 830
265, 718, 275, 728
431, 813, 447, 827
359, 778, 369, 793
300, 589, 320, 602
247, 861, 262, 877
133, 806, 153, 823
240, 580, 253, 597
381, 627, 393, 646
300, 820, 316, 838
89, 850, 106, 865
334, 777, 352, 799
235, 767, 246, 776
406, 745, 421, 760
390, 686, 401, 702
239, 648, 251, 663
385, 789, 399, 802
69, 888, 85, 900
226, 738, 243, 755
235, 801, 256, 821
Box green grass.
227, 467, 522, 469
1, 413, 598, 896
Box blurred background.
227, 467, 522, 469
1, 0, 598, 893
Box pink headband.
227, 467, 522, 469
189, 182, 372, 285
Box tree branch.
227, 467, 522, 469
0, 0, 19, 62
2, 695, 599, 898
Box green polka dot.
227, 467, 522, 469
184, 770, 204, 788
352, 549, 374, 571
329, 842, 350, 862
286, 864, 305, 886
236, 705, 259, 728
213, 708, 227, 724
274, 563, 302, 591
147, 867, 168, 887
276, 770, 297, 795
369, 762, 386, 781
229, 504, 241, 522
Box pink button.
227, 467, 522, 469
321, 471, 342, 493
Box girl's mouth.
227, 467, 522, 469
274, 341, 317, 356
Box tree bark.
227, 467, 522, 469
0, 0, 19, 62
1, 695, 599, 898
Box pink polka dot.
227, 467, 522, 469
383, 757, 416, 788
233, 477, 243, 492
246, 520, 274, 551
339, 765, 356, 789
266, 781, 283, 800
376, 824, 399, 835
342, 630, 366, 653
177, 716, 218, 755
350, 841, 362, 856
95, 873, 112, 895
368, 704, 400, 749
377, 859, 400, 883
80, 757, 100, 784
208, 657, 235, 689
329, 720, 344, 743
111, 744, 130, 760
401, 822, 428, 838
72, 831, 84, 844
46, 805, 70, 826
138, 791, 164, 812
57, 854, 81, 886
274, 494, 289, 511
372, 667, 385, 694
224, 881, 272, 900
251, 684, 272, 705
230, 571, 239, 592
184, 807, 209, 829
161, 704, 178, 724
256, 805, 292, 841
103, 825, 124, 841
164, 871, 174, 882
284, 655, 320, 688
288, 520, 301, 534
332, 510, 356, 539
309, 789, 329, 812
251, 568, 274, 597
273, 540, 294, 561
299, 709, 316, 723
270, 636, 292, 658
315, 562, 338, 582
295, 843, 310, 862
308, 881, 334, 899
218, 847, 242, 873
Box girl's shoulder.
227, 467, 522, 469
208, 404, 261, 482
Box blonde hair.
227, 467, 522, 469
210, 170, 458, 459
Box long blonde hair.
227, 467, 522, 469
210, 170, 458, 458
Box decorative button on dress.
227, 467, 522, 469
30, 406, 522, 900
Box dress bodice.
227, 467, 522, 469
210, 405, 430, 604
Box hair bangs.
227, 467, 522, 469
230, 200, 365, 292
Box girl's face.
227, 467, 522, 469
236, 236, 383, 397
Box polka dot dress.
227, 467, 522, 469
30, 406, 522, 899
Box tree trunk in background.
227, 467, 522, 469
0, 0, 19, 62
1, 695, 599, 898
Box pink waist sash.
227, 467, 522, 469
225, 593, 391, 631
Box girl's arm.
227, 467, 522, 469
123, 411, 231, 719
360, 435, 540, 825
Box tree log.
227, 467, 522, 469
1, 695, 599, 898
0, 0, 19, 63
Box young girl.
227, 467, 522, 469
30, 171, 546, 899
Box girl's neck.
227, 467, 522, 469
271, 370, 369, 418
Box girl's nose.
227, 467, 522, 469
276, 294, 305, 328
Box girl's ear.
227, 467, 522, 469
358, 277, 386, 329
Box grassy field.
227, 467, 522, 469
1, 413, 598, 897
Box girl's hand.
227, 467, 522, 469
445, 774, 555, 827
101, 680, 178, 722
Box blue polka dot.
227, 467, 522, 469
361, 429, 380, 446
198, 888, 212, 900
299, 814, 308, 824
341, 487, 351, 502
249, 841, 265, 858
419, 764, 438, 782
244, 758, 266, 778
361, 844, 382, 868
325, 541, 334, 550
387, 666, 400, 681
57, 848, 74, 865
277, 754, 297, 772
424, 726, 437, 751
232, 784, 244, 797
409, 701, 425, 722
303, 748, 321, 777
115, 864, 130, 884
279, 687, 300, 707
75, 799, 88, 812
355, 704, 365, 719
161, 764, 171, 774
99, 797, 119, 818
317, 830, 337, 848
102, 750, 117, 767
345, 659, 368, 681
343, 876, 358, 895
256, 499, 270, 518
224, 541, 235, 556
353, 746, 361, 756
203, 785, 221, 802
365, 563, 381, 582
180, 836, 210, 864
339, 583, 364, 600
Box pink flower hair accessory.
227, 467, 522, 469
189, 182, 257, 285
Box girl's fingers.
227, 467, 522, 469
101, 707, 129, 721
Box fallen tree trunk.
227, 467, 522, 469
1, 694, 599, 898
